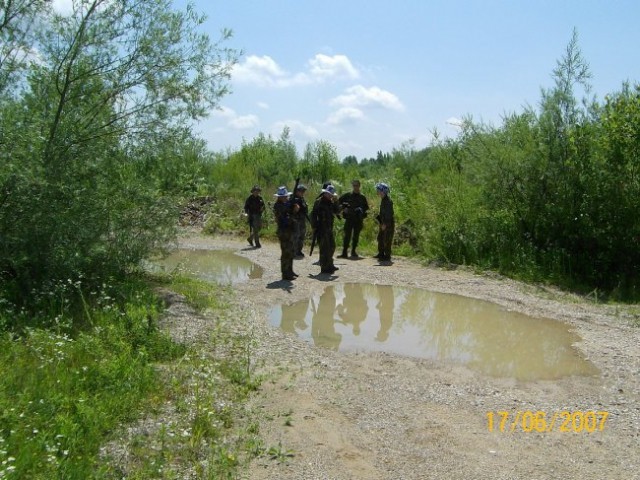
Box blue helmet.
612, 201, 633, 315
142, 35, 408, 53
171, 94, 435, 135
321, 184, 336, 195
273, 186, 291, 197
375, 182, 390, 195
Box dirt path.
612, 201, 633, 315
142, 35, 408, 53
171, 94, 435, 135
178, 233, 639, 480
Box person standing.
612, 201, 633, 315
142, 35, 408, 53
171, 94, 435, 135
337, 179, 369, 258
311, 184, 339, 274
374, 182, 394, 262
244, 185, 265, 248
273, 186, 299, 281
291, 184, 309, 258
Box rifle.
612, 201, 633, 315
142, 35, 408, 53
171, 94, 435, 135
309, 228, 318, 255
290, 176, 311, 224
291, 177, 300, 205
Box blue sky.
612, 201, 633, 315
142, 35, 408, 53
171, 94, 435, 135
57, 0, 640, 160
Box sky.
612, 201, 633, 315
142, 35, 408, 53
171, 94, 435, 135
55, 0, 640, 160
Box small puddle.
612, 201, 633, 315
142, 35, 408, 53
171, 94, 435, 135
149, 248, 263, 284
269, 283, 597, 381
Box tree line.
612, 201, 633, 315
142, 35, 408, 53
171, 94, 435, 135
200, 33, 639, 300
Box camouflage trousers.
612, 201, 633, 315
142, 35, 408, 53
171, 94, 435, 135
277, 229, 295, 278
318, 229, 336, 271
377, 223, 395, 258
293, 217, 307, 255
248, 213, 262, 246
341, 217, 364, 254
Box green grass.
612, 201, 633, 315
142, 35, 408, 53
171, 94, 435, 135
0, 274, 264, 479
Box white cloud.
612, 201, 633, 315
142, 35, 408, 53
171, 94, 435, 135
232, 55, 291, 87
330, 85, 404, 111
272, 120, 319, 139
52, 0, 73, 15
212, 106, 237, 119
446, 117, 464, 128
257, 102, 270, 110
229, 114, 260, 129
308, 54, 359, 81
232, 53, 360, 88
326, 107, 365, 125
213, 106, 259, 129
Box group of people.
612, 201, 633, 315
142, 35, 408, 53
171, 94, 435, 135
244, 180, 395, 281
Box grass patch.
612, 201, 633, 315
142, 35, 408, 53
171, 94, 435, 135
0, 274, 263, 479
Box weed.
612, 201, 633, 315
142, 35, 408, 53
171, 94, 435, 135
266, 442, 295, 463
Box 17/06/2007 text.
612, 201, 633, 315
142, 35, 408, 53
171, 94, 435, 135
486, 410, 608, 433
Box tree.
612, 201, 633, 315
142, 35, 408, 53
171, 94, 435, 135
301, 140, 340, 184
0, 0, 50, 96
342, 155, 357, 166
0, 0, 239, 311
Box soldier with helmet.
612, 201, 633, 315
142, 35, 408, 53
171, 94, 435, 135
374, 182, 394, 262
273, 186, 300, 281
311, 184, 340, 274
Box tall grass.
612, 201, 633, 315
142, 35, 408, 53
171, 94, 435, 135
0, 275, 263, 479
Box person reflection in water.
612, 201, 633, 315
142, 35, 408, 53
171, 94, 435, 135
280, 299, 310, 335
247, 262, 262, 280
311, 288, 342, 350
375, 285, 394, 342
337, 283, 368, 336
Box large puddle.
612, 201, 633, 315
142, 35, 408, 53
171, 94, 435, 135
269, 283, 598, 381
149, 248, 263, 284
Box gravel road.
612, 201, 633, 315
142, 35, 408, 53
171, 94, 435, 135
178, 233, 640, 480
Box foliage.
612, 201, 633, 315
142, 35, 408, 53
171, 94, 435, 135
0, 273, 264, 479
195, 32, 639, 299
0, 0, 238, 312
300, 139, 341, 184
0, 278, 184, 479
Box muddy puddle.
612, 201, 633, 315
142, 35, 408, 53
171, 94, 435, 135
269, 283, 598, 381
149, 248, 263, 284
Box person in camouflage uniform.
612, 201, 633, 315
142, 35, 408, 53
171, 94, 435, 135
374, 182, 394, 262
273, 186, 300, 281
243, 185, 265, 248
291, 184, 309, 257
311, 184, 340, 274
337, 179, 369, 258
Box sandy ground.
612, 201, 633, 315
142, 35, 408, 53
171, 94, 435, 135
178, 232, 640, 480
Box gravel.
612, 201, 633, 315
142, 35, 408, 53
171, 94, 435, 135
178, 232, 640, 480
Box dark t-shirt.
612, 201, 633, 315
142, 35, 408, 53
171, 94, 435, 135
244, 195, 265, 215
379, 195, 394, 225
338, 192, 369, 219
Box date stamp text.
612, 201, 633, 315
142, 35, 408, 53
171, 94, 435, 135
486, 410, 608, 433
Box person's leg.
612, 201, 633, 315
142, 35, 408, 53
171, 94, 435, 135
319, 235, 330, 271
376, 227, 384, 258
319, 231, 337, 272
328, 230, 336, 266
299, 221, 307, 255
280, 230, 295, 279
253, 215, 262, 247
339, 220, 352, 258
383, 225, 394, 260
351, 219, 363, 256
294, 219, 305, 256
247, 216, 254, 246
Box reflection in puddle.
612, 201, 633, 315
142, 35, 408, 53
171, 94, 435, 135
269, 283, 598, 381
149, 248, 263, 284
